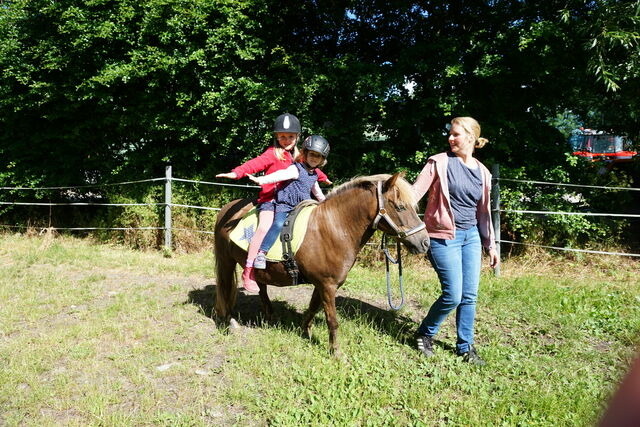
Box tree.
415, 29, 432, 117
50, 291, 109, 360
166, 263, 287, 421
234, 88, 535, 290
1, 0, 637, 182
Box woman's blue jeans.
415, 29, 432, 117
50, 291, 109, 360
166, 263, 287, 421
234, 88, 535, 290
259, 211, 289, 253
418, 226, 482, 354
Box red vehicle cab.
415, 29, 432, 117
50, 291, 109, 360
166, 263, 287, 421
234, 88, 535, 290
569, 128, 637, 163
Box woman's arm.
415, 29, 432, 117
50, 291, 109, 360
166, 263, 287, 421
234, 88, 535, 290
476, 166, 499, 265
412, 159, 436, 201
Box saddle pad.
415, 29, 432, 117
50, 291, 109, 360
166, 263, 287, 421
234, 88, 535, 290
229, 204, 316, 262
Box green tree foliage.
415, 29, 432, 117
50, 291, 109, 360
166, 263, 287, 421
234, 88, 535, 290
1, 0, 638, 248
0, 0, 298, 185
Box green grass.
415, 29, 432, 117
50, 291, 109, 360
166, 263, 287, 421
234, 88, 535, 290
0, 233, 638, 425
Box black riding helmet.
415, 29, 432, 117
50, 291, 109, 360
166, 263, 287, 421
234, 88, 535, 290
273, 113, 301, 133
303, 135, 330, 157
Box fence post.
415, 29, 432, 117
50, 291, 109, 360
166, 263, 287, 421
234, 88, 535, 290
491, 163, 501, 276
164, 165, 172, 251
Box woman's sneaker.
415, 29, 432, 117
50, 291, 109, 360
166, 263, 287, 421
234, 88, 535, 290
416, 334, 434, 357
253, 252, 267, 269
458, 345, 486, 366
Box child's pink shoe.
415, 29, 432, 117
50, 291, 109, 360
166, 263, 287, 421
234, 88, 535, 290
241, 266, 259, 293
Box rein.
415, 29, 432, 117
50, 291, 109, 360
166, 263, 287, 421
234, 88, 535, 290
372, 181, 424, 311
381, 234, 404, 310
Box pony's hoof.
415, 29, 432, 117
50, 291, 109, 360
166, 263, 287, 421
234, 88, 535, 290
331, 349, 344, 360
329, 346, 343, 358
229, 318, 240, 329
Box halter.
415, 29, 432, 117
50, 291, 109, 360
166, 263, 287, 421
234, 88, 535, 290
372, 181, 426, 238
372, 180, 426, 311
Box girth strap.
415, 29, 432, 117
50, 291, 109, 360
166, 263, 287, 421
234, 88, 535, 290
280, 204, 312, 285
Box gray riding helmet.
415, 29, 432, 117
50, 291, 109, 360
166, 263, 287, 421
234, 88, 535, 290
273, 113, 301, 133
303, 135, 330, 157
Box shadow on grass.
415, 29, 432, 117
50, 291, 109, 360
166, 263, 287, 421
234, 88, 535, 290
335, 296, 415, 342
186, 284, 306, 328
333, 296, 455, 353
186, 284, 432, 351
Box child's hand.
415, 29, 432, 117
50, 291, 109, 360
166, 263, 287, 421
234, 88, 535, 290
247, 174, 264, 185
216, 172, 237, 179
323, 179, 333, 185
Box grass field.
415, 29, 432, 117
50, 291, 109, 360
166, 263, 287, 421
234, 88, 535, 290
1, 232, 639, 425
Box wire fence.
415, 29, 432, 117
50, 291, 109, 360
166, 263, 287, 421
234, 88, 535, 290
489, 165, 640, 276
1, 166, 638, 261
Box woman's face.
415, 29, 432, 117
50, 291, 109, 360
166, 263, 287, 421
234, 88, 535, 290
275, 132, 298, 151
448, 124, 474, 156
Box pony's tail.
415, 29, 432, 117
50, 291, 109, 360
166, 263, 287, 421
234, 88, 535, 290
214, 233, 237, 320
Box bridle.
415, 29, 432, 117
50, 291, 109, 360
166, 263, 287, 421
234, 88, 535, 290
372, 181, 426, 238
371, 180, 426, 311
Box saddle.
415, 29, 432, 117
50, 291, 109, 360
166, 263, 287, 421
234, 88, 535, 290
229, 202, 317, 283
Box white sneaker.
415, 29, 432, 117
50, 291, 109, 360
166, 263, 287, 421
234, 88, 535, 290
253, 252, 267, 269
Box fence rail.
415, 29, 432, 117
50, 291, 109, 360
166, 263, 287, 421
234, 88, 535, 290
1, 165, 638, 266
499, 240, 640, 258
499, 209, 640, 218
498, 177, 640, 192
490, 164, 640, 276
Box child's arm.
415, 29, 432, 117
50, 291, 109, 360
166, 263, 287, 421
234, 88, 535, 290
248, 164, 299, 185
217, 147, 276, 179
215, 172, 238, 179
311, 182, 325, 202
316, 168, 332, 185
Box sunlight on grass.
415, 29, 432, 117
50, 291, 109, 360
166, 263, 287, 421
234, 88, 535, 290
0, 233, 638, 425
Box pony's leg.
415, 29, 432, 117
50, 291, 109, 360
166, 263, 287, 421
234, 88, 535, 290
214, 248, 238, 321
301, 288, 323, 338
320, 287, 340, 356
258, 284, 273, 322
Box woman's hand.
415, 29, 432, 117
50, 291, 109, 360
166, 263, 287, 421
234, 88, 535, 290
488, 248, 500, 268
216, 172, 237, 179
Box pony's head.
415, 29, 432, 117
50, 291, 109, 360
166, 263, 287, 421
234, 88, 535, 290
328, 173, 429, 254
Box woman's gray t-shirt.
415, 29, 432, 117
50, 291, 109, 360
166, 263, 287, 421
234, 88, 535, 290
446, 152, 483, 230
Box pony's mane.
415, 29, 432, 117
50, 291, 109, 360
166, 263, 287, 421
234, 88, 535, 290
326, 174, 417, 207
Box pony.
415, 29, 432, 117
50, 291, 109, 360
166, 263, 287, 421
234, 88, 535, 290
214, 172, 430, 355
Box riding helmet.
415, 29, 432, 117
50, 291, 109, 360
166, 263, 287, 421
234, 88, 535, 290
303, 135, 330, 157
273, 113, 301, 133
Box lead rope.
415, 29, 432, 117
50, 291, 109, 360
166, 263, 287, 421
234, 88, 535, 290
381, 233, 404, 310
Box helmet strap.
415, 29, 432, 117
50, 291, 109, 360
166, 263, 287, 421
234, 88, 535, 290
300, 161, 315, 174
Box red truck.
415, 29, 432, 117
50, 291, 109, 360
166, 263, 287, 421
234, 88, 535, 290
569, 128, 637, 163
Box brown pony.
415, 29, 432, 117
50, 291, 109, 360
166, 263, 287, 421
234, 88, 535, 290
214, 173, 430, 354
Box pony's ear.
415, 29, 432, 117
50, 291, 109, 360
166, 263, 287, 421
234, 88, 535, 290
383, 172, 405, 192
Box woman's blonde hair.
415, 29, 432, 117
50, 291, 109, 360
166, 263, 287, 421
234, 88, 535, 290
451, 116, 489, 149
296, 148, 328, 168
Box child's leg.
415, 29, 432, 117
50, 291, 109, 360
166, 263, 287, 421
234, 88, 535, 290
241, 208, 274, 293
246, 209, 274, 267
259, 212, 288, 254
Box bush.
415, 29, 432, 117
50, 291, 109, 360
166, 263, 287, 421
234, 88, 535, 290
498, 154, 634, 251
0, 178, 260, 252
